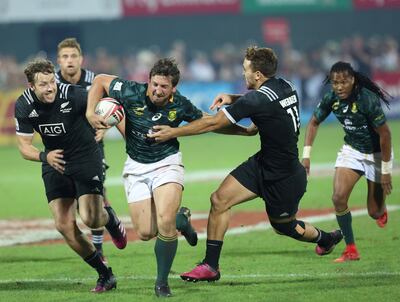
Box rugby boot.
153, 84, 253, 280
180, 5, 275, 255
180, 263, 220, 282
91, 267, 117, 293
376, 209, 388, 228
154, 283, 172, 298
104, 206, 127, 249
315, 230, 343, 256
334, 244, 360, 263
176, 207, 198, 246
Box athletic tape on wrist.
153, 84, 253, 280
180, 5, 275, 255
302, 146, 312, 159
381, 160, 392, 175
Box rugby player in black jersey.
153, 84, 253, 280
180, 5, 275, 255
14, 59, 126, 293
56, 37, 109, 264
149, 46, 343, 282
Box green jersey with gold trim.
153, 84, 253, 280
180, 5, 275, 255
109, 78, 203, 163
314, 87, 386, 154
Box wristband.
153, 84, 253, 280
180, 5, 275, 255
302, 146, 312, 159
39, 151, 48, 163
381, 160, 392, 175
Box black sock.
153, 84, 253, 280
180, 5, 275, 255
313, 228, 332, 247
104, 206, 119, 237
91, 229, 104, 253
84, 251, 109, 276
204, 239, 223, 270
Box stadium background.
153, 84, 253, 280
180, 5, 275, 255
0, 1, 399, 301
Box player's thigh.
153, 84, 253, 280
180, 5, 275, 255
213, 174, 258, 209
333, 167, 361, 204
49, 197, 77, 229
42, 168, 76, 203
153, 182, 183, 233
263, 165, 307, 220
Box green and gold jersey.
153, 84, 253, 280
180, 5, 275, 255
314, 87, 386, 154
109, 78, 203, 163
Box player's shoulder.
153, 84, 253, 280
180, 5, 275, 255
57, 83, 86, 101
256, 77, 295, 101
111, 77, 146, 95
15, 89, 35, 116
81, 68, 96, 84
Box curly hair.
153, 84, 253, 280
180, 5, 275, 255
24, 59, 55, 84
149, 58, 180, 87
245, 46, 278, 78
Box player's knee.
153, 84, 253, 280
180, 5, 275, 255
271, 220, 305, 240
137, 230, 156, 241
332, 192, 347, 208
210, 191, 228, 213
54, 220, 76, 238
80, 212, 101, 229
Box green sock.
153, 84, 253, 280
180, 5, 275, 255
154, 233, 178, 285
336, 208, 355, 244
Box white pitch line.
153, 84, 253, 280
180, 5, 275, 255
0, 205, 399, 247
0, 271, 399, 284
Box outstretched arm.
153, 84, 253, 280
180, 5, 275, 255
210, 93, 243, 111
86, 74, 117, 129
301, 115, 321, 176
149, 110, 232, 142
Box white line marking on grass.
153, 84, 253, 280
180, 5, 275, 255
0, 205, 399, 247
0, 271, 399, 284
203, 204, 400, 240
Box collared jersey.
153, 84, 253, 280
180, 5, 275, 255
14, 83, 99, 165
314, 87, 386, 154
55, 69, 95, 91
109, 78, 203, 163
223, 77, 301, 180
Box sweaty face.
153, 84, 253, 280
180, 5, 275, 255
31, 72, 57, 104
57, 47, 83, 77
242, 58, 257, 90
147, 75, 176, 106
330, 71, 355, 100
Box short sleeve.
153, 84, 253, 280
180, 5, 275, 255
223, 92, 260, 124
313, 93, 333, 123
180, 96, 203, 122
14, 100, 34, 135
108, 78, 138, 106
364, 94, 386, 128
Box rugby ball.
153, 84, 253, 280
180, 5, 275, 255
95, 97, 125, 126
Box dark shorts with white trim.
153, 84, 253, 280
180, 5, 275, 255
230, 154, 307, 220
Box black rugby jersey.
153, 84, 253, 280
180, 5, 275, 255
14, 83, 99, 164
223, 77, 301, 180
55, 69, 95, 91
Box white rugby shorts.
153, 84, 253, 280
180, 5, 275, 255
122, 152, 184, 203
335, 144, 393, 183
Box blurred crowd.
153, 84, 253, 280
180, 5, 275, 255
0, 34, 398, 109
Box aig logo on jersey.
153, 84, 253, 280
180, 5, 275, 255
39, 123, 66, 136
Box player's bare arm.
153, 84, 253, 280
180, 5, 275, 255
149, 110, 231, 142
375, 122, 392, 195
302, 115, 321, 175
86, 74, 117, 129
17, 135, 65, 173
209, 93, 243, 110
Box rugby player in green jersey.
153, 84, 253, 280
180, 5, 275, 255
86, 58, 256, 297
302, 61, 393, 262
